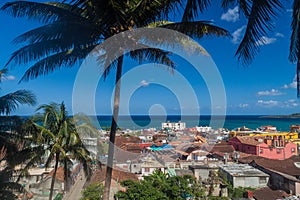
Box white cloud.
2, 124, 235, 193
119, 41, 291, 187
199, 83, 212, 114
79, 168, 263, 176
257, 89, 283, 96
257, 100, 279, 107
255, 36, 277, 46
257, 99, 299, 108
282, 75, 297, 89
238, 103, 249, 108
231, 26, 246, 44
275, 32, 284, 38
140, 80, 150, 87
1, 75, 16, 81
221, 6, 239, 22
283, 99, 298, 108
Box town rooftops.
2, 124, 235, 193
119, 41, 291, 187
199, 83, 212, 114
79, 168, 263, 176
234, 136, 265, 146
48, 167, 65, 182
89, 165, 138, 184
115, 135, 141, 147
253, 187, 289, 200
28, 167, 53, 176
250, 155, 300, 177
210, 142, 235, 153
220, 163, 269, 177
189, 163, 219, 170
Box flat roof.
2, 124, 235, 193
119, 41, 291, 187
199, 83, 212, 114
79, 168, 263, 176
220, 163, 269, 177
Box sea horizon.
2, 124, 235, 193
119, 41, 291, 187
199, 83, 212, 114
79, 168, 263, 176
4, 114, 300, 132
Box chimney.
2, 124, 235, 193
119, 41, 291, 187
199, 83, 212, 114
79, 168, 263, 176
243, 190, 254, 199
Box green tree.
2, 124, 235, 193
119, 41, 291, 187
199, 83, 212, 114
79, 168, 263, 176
81, 182, 104, 200
115, 170, 205, 200
1, 2, 229, 199
30, 102, 92, 200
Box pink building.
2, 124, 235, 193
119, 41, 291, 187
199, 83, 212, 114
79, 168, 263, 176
229, 136, 298, 160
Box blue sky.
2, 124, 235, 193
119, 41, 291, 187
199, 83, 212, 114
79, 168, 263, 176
0, 1, 299, 116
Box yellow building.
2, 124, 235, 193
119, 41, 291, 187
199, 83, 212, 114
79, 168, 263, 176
249, 132, 298, 140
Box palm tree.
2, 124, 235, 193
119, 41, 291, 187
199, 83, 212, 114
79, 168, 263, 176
0, 68, 36, 115
1, 1, 230, 199
31, 102, 92, 200
0, 68, 36, 199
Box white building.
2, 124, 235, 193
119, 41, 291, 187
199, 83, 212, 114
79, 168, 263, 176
162, 121, 186, 131
82, 137, 98, 158
219, 164, 269, 188
196, 126, 212, 133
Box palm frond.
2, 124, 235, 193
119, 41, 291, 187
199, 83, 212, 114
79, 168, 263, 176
235, 0, 283, 64
289, 0, 300, 63
1, 1, 84, 24
129, 47, 175, 70
289, 0, 300, 97
160, 21, 230, 38
19, 46, 95, 82
0, 90, 37, 115
182, 0, 212, 21
12, 21, 99, 45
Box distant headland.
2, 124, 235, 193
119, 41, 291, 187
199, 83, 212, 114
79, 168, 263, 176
260, 113, 300, 118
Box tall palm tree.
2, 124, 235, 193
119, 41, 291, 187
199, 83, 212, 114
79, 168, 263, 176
31, 102, 92, 200
1, 1, 229, 199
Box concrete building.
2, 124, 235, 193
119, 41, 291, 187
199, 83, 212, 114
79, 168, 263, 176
189, 163, 219, 181
196, 126, 212, 133
219, 163, 269, 188
140, 157, 165, 176
81, 137, 98, 158
248, 156, 300, 195
162, 121, 186, 131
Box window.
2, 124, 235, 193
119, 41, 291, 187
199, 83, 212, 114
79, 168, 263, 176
259, 149, 263, 154
277, 149, 281, 153
259, 177, 267, 184
144, 168, 150, 172
292, 148, 295, 153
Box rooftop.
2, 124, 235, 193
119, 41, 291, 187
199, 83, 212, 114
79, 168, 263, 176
253, 187, 289, 200
250, 155, 300, 177
89, 165, 138, 184
220, 163, 269, 177
234, 136, 264, 146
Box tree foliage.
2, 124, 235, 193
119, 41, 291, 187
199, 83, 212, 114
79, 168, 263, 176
28, 102, 92, 200
115, 170, 205, 200
81, 182, 104, 200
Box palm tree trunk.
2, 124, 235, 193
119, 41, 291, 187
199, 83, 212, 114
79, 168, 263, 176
103, 55, 124, 200
64, 158, 68, 192
297, 58, 300, 98
49, 153, 59, 200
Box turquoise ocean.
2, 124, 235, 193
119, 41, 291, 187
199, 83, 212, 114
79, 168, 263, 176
93, 115, 300, 131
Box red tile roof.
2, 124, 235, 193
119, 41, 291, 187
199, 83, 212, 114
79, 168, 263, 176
235, 136, 263, 146
210, 143, 235, 153
251, 156, 300, 177
115, 136, 141, 147
253, 187, 289, 200
89, 165, 138, 184
48, 167, 65, 182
